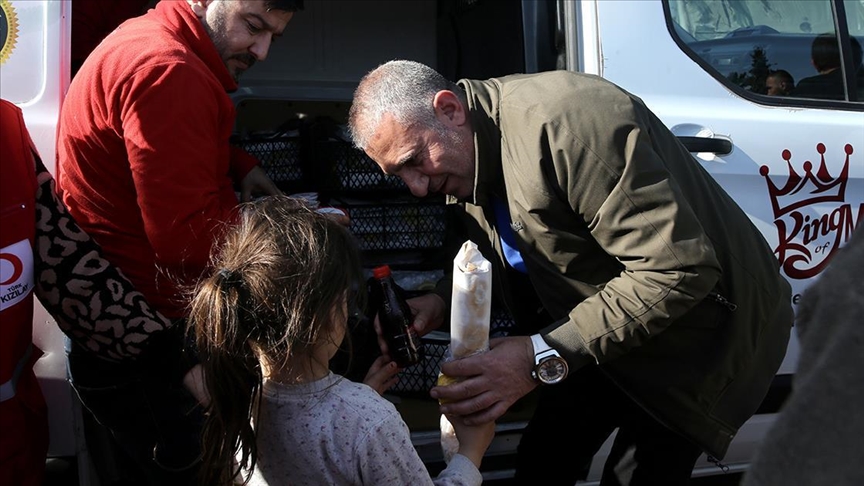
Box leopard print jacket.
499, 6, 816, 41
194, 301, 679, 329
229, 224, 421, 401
33, 156, 172, 362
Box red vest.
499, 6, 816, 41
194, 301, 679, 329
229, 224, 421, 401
0, 98, 47, 483
0, 99, 38, 386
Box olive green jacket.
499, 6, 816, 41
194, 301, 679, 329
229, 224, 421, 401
445, 72, 792, 459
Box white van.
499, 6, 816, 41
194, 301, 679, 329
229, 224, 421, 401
2, 0, 862, 484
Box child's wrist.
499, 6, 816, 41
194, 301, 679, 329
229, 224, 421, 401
456, 449, 484, 469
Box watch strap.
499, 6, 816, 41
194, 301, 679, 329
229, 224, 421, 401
530, 333, 552, 358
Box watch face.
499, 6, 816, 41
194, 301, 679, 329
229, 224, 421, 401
537, 357, 568, 384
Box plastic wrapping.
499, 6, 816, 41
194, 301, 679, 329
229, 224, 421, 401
440, 240, 492, 463
449, 240, 492, 358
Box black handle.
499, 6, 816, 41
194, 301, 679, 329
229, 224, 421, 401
677, 136, 733, 155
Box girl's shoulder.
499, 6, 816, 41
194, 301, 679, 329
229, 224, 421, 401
332, 378, 400, 415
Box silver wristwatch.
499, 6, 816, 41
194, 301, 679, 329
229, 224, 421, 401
530, 334, 569, 385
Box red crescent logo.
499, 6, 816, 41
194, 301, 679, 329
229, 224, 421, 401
0, 252, 24, 285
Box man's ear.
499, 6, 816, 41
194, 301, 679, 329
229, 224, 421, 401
188, 0, 213, 18
433, 91, 466, 127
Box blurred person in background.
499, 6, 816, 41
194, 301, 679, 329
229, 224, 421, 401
765, 69, 794, 96
794, 33, 863, 100
742, 228, 864, 486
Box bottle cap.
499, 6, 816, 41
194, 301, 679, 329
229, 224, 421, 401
372, 265, 391, 279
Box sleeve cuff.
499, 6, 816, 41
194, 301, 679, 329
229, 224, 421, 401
543, 317, 597, 373
229, 145, 259, 183
444, 453, 483, 485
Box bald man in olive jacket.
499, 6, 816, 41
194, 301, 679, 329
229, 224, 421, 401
349, 61, 792, 486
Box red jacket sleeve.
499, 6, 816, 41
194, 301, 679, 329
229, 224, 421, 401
229, 145, 259, 183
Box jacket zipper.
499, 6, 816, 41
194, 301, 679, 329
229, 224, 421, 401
708, 292, 738, 312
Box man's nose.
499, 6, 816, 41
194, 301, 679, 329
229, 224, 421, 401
402, 172, 428, 198
249, 36, 274, 61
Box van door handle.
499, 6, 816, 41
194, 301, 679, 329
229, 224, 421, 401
676, 136, 733, 155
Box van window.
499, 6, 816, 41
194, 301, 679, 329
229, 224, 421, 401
665, 0, 864, 103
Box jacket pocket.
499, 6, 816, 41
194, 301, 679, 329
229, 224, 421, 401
676, 292, 735, 329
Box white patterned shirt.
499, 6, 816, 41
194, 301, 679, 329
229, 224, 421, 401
243, 372, 482, 486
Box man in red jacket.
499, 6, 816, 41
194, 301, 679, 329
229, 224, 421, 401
56, 1, 303, 484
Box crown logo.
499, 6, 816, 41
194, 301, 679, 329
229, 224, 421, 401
759, 143, 851, 218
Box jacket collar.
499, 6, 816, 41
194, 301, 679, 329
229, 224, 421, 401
153, 1, 238, 92
455, 79, 503, 207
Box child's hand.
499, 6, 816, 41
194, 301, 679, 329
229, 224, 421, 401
449, 414, 495, 468
363, 355, 400, 395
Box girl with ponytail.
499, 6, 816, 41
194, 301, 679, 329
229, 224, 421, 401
188, 196, 493, 486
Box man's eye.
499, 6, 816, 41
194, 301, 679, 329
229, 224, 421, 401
247, 22, 262, 34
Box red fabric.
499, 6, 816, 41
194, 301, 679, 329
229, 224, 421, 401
0, 99, 48, 485
0, 389, 48, 486
57, 1, 248, 318
229, 144, 259, 182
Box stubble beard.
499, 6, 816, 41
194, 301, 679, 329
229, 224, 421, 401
201, 4, 255, 82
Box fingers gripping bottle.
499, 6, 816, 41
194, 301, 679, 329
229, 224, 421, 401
371, 265, 423, 367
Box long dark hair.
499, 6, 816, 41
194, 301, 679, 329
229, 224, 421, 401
188, 196, 364, 485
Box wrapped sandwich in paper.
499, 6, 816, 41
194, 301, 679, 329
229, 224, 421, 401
438, 240, 492, 463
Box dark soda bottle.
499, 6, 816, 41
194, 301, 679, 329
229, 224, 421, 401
371, 265, 423, 367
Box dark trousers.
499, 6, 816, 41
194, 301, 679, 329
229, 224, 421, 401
66, 340, 203, 486
515, 366, 702, 486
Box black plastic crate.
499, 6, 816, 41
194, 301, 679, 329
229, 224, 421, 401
235, 136, 305, 185
316, 139, 408, 193
490, 307, 518, 338
342, 200, 447, 251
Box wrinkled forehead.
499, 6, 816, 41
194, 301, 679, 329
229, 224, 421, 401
365, 114, 412, 166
